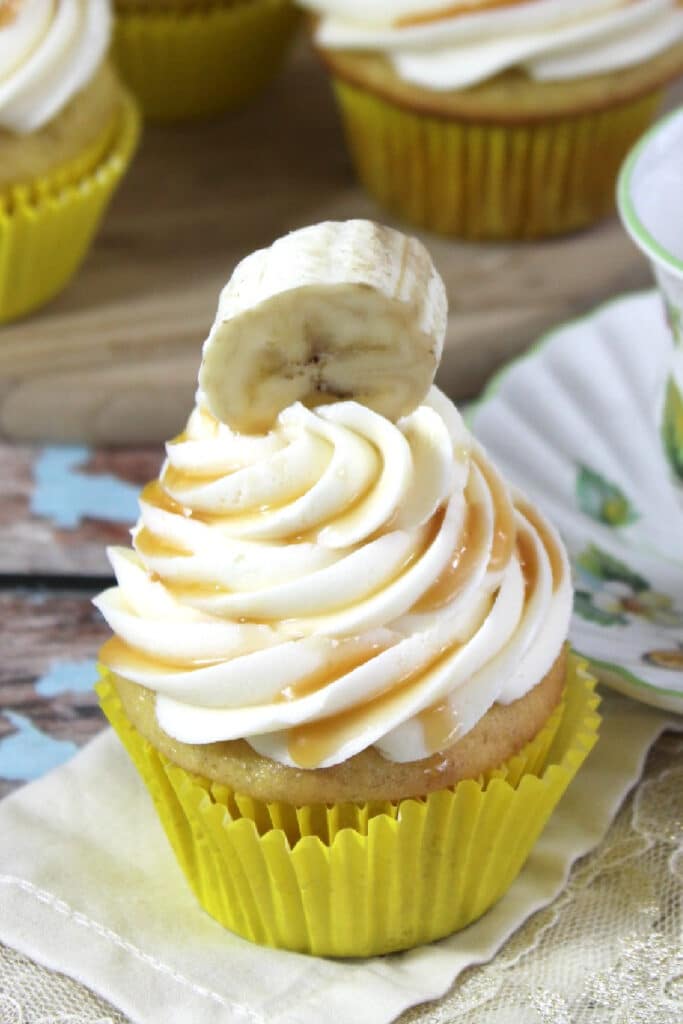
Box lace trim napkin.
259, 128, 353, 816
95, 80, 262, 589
0, 692, 677, 1024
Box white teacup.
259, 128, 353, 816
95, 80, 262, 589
618, 107, 683, 489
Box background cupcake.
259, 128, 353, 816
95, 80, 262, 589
112, 0, 302, 121
94, 221, 600, 957
0, 0, 140, 323
300, 0, 683, 239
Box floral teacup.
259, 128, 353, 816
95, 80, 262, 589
618, 107, 683, 492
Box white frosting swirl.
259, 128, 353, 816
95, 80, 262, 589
96, 388, 572, 770
0, 0, 111, 134
306, 0, 683, 91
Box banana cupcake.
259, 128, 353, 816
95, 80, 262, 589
0, 0, 140, 323
95, 220, 600, 956
298, 0, 683, 239
112, 0, 302, 121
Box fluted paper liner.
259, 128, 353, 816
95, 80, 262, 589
0, 92, 140, 324
332, 79, 662, 240
97, 654, 600, 957
113, 1, 301, 121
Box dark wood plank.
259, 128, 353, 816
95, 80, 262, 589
0, 589, 110, 798
0, 442, 161, 575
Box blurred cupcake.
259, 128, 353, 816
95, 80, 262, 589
112, 0, 302, 121
94, 220, 600, 956
300, 0, 683, 239
0, 0, 140, 323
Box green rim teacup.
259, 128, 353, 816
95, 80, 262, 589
618, 106, 683, 490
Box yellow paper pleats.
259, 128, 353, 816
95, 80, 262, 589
97, 653, 600, 957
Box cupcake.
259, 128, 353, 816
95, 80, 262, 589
94, 220, 600, 956
0, 0, 140, 323
298, 1, 683, 239
112, 0, 302, 121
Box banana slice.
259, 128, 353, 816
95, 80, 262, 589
197, 220, 448, 434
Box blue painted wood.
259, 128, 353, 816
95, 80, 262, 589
0, 441, 161, 576
0, 590, 110, 797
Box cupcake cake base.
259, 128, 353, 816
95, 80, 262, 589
0, 85, 140, 324
320, 41, 683, 239
97, 653, 600, 957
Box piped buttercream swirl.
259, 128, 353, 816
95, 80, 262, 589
0, 0, 111, 133
305, 0, 683, 91
96, 388, 572, 770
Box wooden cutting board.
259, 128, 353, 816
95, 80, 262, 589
0, 40, 680, 445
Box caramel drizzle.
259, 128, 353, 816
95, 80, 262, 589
135, 486, 226, 598
161, 513, 441, 609
166, 408, 219, 449
99, 636, 223, 674
163, 464, 222, 491
418, 699, 460, 754
138, 468, 445, 603
135, 526, 191, 560
413, 453, 516, 614
141, 477, 240, 529
122, 448, 558, 769
195, 407, 221, 435
161, 456, 344, 529
516, 527, 539, 595
168, 430, 188, 446
515, 499, 564, 592
277, 639, 389, 703
396, 0, 650, 31
473, 454, 516, 575
105, 629, 466, 767
287, 642, 461, 768
0, 0, 21, 28
413, 497, 486, 613
142, 476, 279, 528
285, 470, 544, 769
140, 480, 194, 518
397, 0, 536, 28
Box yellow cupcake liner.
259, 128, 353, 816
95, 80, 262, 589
97, 653, 600, 957
112, 1, 301, 121
0, 118, 117, 208
332, 79, 662, 240
0, 92, 141, 325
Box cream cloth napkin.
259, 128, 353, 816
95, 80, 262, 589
0, 691, 676, 1024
